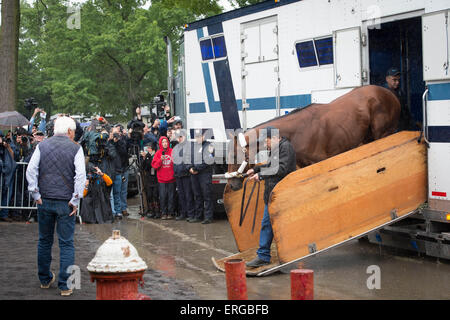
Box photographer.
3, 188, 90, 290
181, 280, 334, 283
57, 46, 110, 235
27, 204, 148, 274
109, 125, 130, 219
80, 163, 114, 224
28, 108, 47, 135
0, 132, 17, 222
12, 127, 32, 162
128, 107, 147, 150
143, 123, 158, 147
80, 117, 111, 165
140, 142, 159, 218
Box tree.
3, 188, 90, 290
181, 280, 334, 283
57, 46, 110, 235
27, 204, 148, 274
0, 0, 20, 112
16, 0, 225, 119
229, 0, 264, 8
17, 0, 55, 117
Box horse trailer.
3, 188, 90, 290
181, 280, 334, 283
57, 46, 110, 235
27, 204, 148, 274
172, 0, 450, 259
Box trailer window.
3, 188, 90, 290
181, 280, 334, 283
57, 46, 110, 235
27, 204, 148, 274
314, 37, 333, 65
295, 36, 333, 69
296, 41, 318, 68
212, 36, 227, 59
200, 38, 214, 61
200, 35, 227, 61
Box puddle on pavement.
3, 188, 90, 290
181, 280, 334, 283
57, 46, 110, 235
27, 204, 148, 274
77, 198, 450, 300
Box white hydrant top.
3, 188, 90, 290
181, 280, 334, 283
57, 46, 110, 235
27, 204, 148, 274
87, 230, 148, 273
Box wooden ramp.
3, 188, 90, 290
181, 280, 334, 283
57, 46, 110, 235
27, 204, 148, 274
268, 131, 427, 266
223, 180, 266, 252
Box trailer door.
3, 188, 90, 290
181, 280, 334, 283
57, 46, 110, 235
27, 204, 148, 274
333, 27, 362, 88
241, 16, 279, 128
422, 10, 450, 210
422, 11, 450, 81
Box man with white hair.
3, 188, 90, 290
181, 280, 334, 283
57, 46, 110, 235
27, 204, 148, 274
26, 116, 86, 297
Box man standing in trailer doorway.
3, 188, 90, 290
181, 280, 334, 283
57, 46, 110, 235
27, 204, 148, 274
383, 67, 417, 131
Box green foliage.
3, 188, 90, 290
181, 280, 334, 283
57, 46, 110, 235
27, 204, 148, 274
229, 0, 265, 8
17, 0, 224, 120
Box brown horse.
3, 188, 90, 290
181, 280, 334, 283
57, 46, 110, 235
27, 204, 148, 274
227, 85, 401, 191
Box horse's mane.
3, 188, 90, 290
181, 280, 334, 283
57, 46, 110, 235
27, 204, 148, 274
251, 103, 317, 129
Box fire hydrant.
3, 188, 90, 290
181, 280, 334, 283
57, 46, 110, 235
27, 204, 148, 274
87, 230, 150, 300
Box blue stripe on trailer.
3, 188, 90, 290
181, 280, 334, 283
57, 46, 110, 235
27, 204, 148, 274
428, 83, 450, 101
189, 102, 207, 113
236, 94, 312, 110
428, 126, 450, 143
189, 93, 312, 113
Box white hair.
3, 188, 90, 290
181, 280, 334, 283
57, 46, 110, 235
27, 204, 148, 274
54, 116, 76, 135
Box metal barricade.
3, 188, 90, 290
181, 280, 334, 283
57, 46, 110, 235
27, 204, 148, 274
0, 162, 82, 223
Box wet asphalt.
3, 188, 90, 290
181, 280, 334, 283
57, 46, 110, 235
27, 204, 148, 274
0, 196, 449, 300
83, 197, 450, 300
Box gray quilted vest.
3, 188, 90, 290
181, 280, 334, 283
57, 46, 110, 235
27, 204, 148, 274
38, 135, 81, 200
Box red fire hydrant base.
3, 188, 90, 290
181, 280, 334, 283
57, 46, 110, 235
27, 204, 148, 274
90, 271, 147, 300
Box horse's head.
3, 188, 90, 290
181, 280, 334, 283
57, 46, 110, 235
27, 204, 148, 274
226, 132, 250, 191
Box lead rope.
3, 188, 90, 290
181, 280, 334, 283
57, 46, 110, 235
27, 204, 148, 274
239, 178, 261, 234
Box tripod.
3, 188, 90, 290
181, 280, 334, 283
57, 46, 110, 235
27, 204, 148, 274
128, 144, 148, 218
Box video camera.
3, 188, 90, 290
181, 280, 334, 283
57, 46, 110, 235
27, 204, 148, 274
150, 95, 167, 119
127, 119, 145, 146
24, 98, 38, 111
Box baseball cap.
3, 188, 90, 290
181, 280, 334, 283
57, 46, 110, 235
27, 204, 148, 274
259, 126, 279, 142
386, 67, 401, 77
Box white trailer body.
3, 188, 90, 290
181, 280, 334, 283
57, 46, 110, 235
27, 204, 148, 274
174, 0, 450, 258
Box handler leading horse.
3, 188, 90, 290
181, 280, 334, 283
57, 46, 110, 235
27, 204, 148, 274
227, 85, 401, 191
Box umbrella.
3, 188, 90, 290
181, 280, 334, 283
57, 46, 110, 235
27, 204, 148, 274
0, 111, 30, 128
0, 111, 30, 127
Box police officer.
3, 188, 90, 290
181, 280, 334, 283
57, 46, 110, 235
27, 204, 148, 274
188, 129, 215, 224
383, 67, 417, 131
245, 126, 297, 268
173, 130, 195, 221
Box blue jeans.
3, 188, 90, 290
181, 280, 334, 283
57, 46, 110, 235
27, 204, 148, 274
120, 170, 129, 211
37, 199, 75, 290
112, 170, 129, 215
112, 174, 123, 215
257, 205, 273, 262
0, 178, 13, 218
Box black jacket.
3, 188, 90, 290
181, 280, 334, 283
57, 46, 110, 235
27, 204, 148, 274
253, 137, 297, 205
188, 140, 214, 175
173, 141, 190, 178
382, 83, 416, 131
141, 152, 158, 186
115, 137, 129, 172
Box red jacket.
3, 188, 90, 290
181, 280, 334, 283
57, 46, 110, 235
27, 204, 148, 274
151, 136, 175, 183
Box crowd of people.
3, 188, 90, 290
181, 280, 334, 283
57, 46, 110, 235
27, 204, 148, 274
0, 104, 216, 225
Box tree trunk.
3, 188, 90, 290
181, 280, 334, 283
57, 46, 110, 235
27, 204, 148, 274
0, 0, 20, 112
